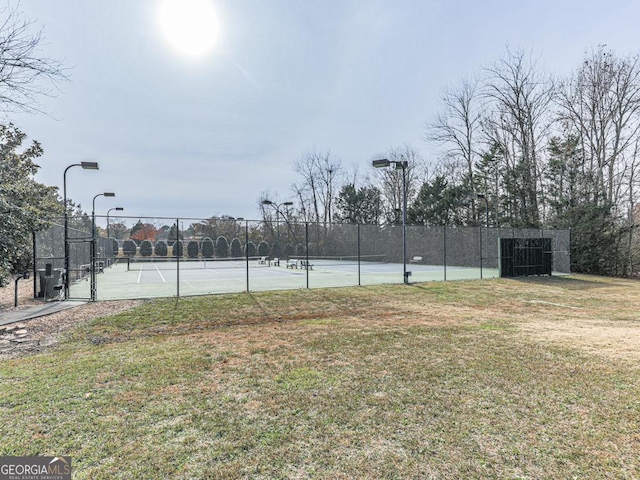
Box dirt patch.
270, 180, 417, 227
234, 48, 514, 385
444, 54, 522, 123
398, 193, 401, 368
518, 317, 640, 363
0, 277, 142, 359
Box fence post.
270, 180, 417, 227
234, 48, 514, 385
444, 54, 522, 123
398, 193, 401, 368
357, 223, 361, 286
443, 225, 447, 282
479, 226, 483, 280
305, 223, 309, 289
32, 230, 37, 299
245, 220, 250, 292
176, 218, 180, 299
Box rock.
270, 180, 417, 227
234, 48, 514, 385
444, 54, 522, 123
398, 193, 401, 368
10, 338, 30, 343
14, 329, 28, 335
4, 325, 16, 333
16, 323, 26, 329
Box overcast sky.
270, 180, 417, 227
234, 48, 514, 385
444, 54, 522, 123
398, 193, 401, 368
11, 0, 640, 222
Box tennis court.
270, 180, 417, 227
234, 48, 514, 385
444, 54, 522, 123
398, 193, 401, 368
67, 256, 499, 301
35, 217, 570, 301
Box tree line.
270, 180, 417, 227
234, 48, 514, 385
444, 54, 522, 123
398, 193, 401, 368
1, 1, 638, 287
263, 47, 640, 276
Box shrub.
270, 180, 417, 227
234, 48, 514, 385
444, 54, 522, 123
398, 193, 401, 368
230, 238, 242, 258
201, 237, 214, 258
296, 244, 305, 256
140, 240, 153, 257
258, 240, 270, 257
122, 239, 137, 256
187, 240, 199, 258
155, 241, 167, 257
111, 239, 119, 256
244, 241, 256, 258
215, 236, 229, 258
173, 240, 184, 257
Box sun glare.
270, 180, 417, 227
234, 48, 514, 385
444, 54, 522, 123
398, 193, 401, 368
156, 0, 219, 58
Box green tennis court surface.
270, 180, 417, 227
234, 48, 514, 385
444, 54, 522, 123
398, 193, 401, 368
67, 257, 501, 301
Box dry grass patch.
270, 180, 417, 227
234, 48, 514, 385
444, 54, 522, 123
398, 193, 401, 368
1, 275, 640, 478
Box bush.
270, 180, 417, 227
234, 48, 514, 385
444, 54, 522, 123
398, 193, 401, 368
122, 239, 137, 256
201, 237, 214, 258
140, 240, 153, 257
258, 240, 270, 257
244, 241, 256, 258
173, 240, 184, 257
187, 240, 199, 258
296, 244, 305, 256
230, 238, 242, 258
215, 236, 229, 258
155, 241, 167, 257
111, 239, 119, 256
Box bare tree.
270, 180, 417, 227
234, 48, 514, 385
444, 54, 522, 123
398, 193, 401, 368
482, 48, 555, 227
0, 2, 68, 114
374, 145, 423, 224
426, 76, 483, 221
292, 147, 341, 224
556, 46, 640, 209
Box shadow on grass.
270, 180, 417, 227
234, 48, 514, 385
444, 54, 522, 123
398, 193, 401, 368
508, 274, 633, 290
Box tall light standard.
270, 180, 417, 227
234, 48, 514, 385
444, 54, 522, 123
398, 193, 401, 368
91, 192, 115, 301
373, 158, 410, 284
261, 200, 293, 258
63, 161, 99, 299
476, 193, 489, 228
106, 207, 124, 253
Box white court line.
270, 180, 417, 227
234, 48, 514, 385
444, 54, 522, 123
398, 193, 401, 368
137, 263, 166, 284
155, 263, 166, 283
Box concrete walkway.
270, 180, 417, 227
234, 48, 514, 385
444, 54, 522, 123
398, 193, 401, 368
0, 301, 86, 326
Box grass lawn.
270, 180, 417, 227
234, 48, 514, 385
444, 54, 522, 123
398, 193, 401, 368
1, 275, 639, 479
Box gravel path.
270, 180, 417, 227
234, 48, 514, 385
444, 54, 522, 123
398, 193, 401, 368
0, 277, 142, 359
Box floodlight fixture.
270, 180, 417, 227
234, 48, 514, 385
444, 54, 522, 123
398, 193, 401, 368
81, 161, 99, 170
372, 159, 391, 168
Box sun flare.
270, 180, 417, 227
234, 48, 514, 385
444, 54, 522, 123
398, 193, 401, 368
156, 0, 219, 58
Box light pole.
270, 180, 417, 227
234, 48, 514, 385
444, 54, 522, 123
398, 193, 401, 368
261, 200, 293, 259
63, 161, 99, 299
91, 192, 115, 301
476, 193, 489, 228
106, 207, 124, 250
373, 158, 410, 284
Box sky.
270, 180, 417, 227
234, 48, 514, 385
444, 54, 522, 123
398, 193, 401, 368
10, 0, 640, 224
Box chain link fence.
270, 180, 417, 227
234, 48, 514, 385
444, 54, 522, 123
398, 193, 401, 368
33, 216, 571, 301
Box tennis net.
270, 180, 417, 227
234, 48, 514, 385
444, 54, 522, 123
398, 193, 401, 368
114, 256, 250, 271
301, 254, 387, 266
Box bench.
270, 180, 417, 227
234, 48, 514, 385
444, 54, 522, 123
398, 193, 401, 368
270, 258, 280, 267
257, 256, 268, 265
286, 259, 298, 269
409, 256, 423, 264
299, 260, 314, 270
